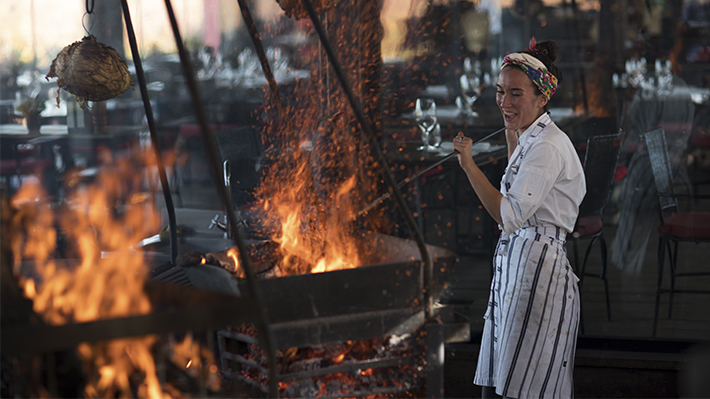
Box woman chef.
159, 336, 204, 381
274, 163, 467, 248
453, 39, 586, 398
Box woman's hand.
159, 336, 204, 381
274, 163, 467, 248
453, 132, 473, 168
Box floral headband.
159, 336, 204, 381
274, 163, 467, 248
502, 52, 558, 100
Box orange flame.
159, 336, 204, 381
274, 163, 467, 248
227, 247, 243, 278
170, 333, 221, 392
10, 150, 166, 398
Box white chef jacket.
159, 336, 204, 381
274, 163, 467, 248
499, 112, 586, 235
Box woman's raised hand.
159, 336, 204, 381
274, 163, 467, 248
453, 132, 473, 167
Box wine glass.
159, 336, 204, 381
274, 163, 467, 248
267, 46, 289, 82
655, 59, 673, 95
459, 74, 481, 118
415, 98, 440, 151
237, 48, 259, 85
626, 58, 647, 88
459, 58, 482, 118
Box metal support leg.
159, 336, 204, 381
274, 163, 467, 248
653, 235, 666, 337
425, 323, 445, 399
668, 240, 678, 318
599, 235, 611, 321
223, 160, 233, 239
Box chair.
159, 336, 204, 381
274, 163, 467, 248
569, 133, 623, 325
214, 126, 263, 207
642, 128, 710, 337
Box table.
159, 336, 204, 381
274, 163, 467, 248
0, 130, 69, 196
0, 124, 68, 135
1, 124, 144, 196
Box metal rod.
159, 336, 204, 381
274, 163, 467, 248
278, 356, 414, 382
236, 0, 294, 135
2, 296, 259, 355
119, 0, 178, 266
358, 127, 505, 215
223, 160, 233, 239
160, 1, 280, 397
298, 0, 435, 322
569, 0, 589, 114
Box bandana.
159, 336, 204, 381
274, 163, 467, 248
502, 52, 558, 100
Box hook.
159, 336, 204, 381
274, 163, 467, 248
81, 12, 94, 36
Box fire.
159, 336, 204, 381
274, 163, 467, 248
170, 333, 221, 392
255, 92, 377, 276
227, 247, 244, 277
9, 149, 167, 398
267, 169, 365, 274
248, 1, 388, 277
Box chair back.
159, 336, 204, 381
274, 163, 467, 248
578, 133, 623, 218
642, 128, 679, 217
214, 126, 263, 205
214, 126, 263, 163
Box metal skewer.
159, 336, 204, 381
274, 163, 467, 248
357, 127, 505, 216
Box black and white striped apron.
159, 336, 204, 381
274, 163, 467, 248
474, 224, 580, 398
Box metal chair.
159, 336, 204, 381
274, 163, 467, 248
643, 127, 710, 337
569, 133, 623, 325
214, 126, 263, 207
209, 127, 263, 238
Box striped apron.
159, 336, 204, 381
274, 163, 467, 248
474, 224, 580, 398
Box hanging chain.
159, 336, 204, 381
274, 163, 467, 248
82, 0, 95, 36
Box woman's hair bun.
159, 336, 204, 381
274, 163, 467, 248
525, 40, 563, 84
535, 40, 558, 62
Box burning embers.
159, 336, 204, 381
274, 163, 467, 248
220, 326, 424, 398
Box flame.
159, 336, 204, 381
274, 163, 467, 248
227, 247, 243, 277
170, 333, 221, 391
267, 170, 365, 275
333, 353, 346, 363
10, 149, 168, 398
256, 104, 375, 276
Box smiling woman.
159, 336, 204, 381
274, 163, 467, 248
453, 39, 586, 399
496, 67, 548, 133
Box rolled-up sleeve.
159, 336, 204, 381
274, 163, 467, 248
500, 143, 563, 234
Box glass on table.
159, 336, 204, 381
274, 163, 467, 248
414, 98, 441, 151
458, 59, 481, 118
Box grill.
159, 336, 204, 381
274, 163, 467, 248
210, 233, 468, 397
145, 232, 467, 396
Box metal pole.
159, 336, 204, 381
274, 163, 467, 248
235, 0, 294, 135
160, 1, 279, 397
119, 0, 178, 266
570, 0, 589, 114
298, 0, 436, 323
